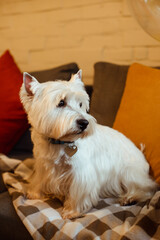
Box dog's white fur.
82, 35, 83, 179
20, 70, 157, 219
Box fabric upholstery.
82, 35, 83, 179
113, 63, 160, 184
2, 157, 160, 240
0, 191, 32, 240
0, 50, 29, 154
29, 62, 79, 83
90, 62, 129, 127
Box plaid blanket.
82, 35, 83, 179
1, 154, 160, 240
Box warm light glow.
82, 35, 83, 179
127, 0, 160, 41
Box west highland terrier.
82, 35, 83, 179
20, 70, 157, 219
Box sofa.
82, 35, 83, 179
0, 51, 160, 240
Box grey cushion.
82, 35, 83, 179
0, 191, 32, 240
90, 62, 129, 127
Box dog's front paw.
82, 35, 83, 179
119, 197, 137, 206
26, 191, 43, 200
62, 208, 84, 220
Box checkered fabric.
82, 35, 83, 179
1, 154, 160, 240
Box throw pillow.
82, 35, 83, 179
113, 63, 160, 184
90, 62, 129, 127
0, 50, 29, 154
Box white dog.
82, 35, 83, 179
20, 70, 157, 219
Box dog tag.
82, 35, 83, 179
65, 145, 77, 157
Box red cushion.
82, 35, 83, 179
0, 50, 28, 154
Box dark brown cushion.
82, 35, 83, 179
90, 62, 129, 127
30, 62, 79, 83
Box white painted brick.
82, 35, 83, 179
0, 38, 12, 51
7, 22, 63, 38
10, 49, 29, 64
46, 36, 82, 49
26, 62, 63, 73
0, 0, 160, 85
82, 34, 123, 49
122, 0, 132, 16
123, 30, 160, 46
148, 48, 160, 61
62, 0, 118, 8
63, 18, 120, 36
134, 60, 160, 67
10, 13, 46, 28
8, 12, 64, 37
83, 2, 122, 19
29, 49, 63, 66
61, 48, 102, 61
0, 16, 10, 28
34, 23, 64, 37
2, 0, 62, 14
134, 47, 148, 60
2, 0, 23, 2
0, 28, 13, 38
120, 17, 140, 31
103, 48, 133, 61
12, 37, 45, 51
45, 8, 82, 23
17, 63, 29, 72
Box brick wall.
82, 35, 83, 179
0, 0, 160, 84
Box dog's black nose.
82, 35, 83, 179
77, 119, 89, 131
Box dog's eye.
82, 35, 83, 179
58, 100, 65, 107
79, 102, 82, 108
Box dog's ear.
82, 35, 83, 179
76, 69, 82, 80
23, 72, 40, 95
70, 70, 83, 84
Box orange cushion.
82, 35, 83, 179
113, 63, 160, 184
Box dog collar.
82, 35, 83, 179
48, 138, 77, 157
48, 138, 74, 145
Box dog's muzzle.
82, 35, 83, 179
76, 119, 89, 132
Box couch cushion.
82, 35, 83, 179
0, 50, 29, 154
113, 63, 160, 184
90, 62, 129, 127
0, 191, 32, 240
0, 171, 7, 193
29, 62, 79, 83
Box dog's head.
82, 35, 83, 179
20, 70, 95, 141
